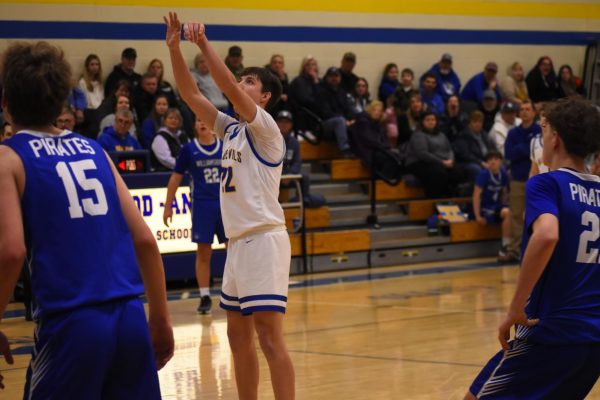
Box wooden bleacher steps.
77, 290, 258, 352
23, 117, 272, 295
290, 229, 371, 257
450, 221, 502, 242
284, 207, 330, 230
330, 159, 370, 180
300, 141, 340, 161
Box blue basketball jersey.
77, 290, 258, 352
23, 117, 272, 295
3, 130, 144, 320
517, 168, 600, 344
173, 138, 222, 201
475, 167, 509, 211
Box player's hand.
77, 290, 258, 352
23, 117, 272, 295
0, 331, 14, 390
163, 12, 182, 48
163, 206, 173, 227
149, 319, 174, 371
476, 216, 487, 225
498, 308, 538, 351
183, 22, 206, 46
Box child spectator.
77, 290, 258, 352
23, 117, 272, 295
378, 63, 401, 103
141, 94, 169, 149
472, 150, 513, 262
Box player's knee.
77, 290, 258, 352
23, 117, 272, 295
501, 207, 510, 219
227, 325, 254, 352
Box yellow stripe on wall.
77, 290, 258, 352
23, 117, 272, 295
2, 0, 600, 20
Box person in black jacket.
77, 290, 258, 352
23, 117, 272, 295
314, 67, 356, 156
104, 47, 142, 98
453, 110, 493, 182
526, 56, 560, 108
289, 55, 321, 137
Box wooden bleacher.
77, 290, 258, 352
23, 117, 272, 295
450, 221, 502, 242
300, 141, 340, 161
284, 207, 330, 230
330, 159, 370, 180
403, 197, 471, 221
290, 229, 371, 257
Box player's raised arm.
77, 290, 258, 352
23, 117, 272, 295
183, 19, 260, 122
164, 12, 218, 128
106, 153, 174, 369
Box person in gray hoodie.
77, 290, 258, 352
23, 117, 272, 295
406, 110, 467, 198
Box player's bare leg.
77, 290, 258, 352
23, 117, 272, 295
227, 311, 259, 400
253, 311, 295, 400
463, 391, 477, 400
501, 207, 511, 242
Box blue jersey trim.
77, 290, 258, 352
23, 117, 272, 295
219, 302, 242, 312
239, 294, 288, 303
245, 128, 284, 168
1, 21, 600, 46
220, 291, 239, 301
241, 305, 286, 315
228, 126, 242, 141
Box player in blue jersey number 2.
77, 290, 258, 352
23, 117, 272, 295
465, 97, 600, 399
0, 42, 174, 398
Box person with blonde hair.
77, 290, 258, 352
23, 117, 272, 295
78, 54, 104, 109
147, 58, 177, 105
500, 61, 530, 104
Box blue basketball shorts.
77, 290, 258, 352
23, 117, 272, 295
469, 339, 600, 399
191, 199, 226, 244
481, 206, 506, 224
23, 297, 161, 400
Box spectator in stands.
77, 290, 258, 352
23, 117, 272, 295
151, 108, 189, 170
392, 68, 418, 115
95, 80, 131, 124
315, 67, 355, 157
479, 89, 500, 133
378, 63, 401, 104
453, 110, 493, 181
420, 73, 445, 115
504, 100, 540, 259
397, 92, 425, 145
99, 94, 134, 135
266, 54, 290, 116
190, 53, 229, 111
339, 52, 359, 94
500, 62, 529, 105
557, 64, 586, 98
224, 45, 244, 80
78, 54, 104, 109
422, 53, 461, 103
104, 47, 141, 97
141, 94, 169, 149
461, 62, 501, 106
0, 121, 13, 142
438, 95, 468, 142
472, 150, 513, 262
289, 55, 321, 139
351, 77, 371, 115
56, 108, 76, 131
147, 58, 178, 106
526, 56, 560, 106
351, 100, 390, 167
276, 110, 325, 208
589, 152, 600, 177
405, 111, 465, 198
133, 72, 159, 125
67, 83, 87, 128
488, 101, 520, 156
97, 109, 141, 152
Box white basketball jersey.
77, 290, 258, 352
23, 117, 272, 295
530, 133, 549, 174
214, 106, 286, 239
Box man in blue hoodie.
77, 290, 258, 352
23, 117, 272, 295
461, 62, 502, 107
421, 53, 461, 103
503, 101, 541, 261
97, 109, 142, 152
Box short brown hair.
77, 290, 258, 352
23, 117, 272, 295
543, 98, 600, 159
1, 41, 72, 126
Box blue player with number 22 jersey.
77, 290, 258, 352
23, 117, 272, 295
466, 98, 600, 399
0, 42, 174, 398
163, 117, 226, 314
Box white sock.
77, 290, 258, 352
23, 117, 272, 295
502, 238, 511, 247
200, 288, 210, 297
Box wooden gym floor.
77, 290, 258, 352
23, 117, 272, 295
2, 257, 599, 399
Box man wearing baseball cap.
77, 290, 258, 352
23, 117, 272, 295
460, 61, 501, 106
104, 47, 142, 97
421, 53, 461, 103
339, 52, 359, 93
224, 45, 244, 80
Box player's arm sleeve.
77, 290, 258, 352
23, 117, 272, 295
246, 106, 285, 164
524, 174, 560, 233
173, 145, 189, 175
213, 111, 239, 140
474, 170, 486, 188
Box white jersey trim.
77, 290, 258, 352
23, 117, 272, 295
16, 129, 72, 138
194, 138, 221, 156
559, 167, 600, 183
